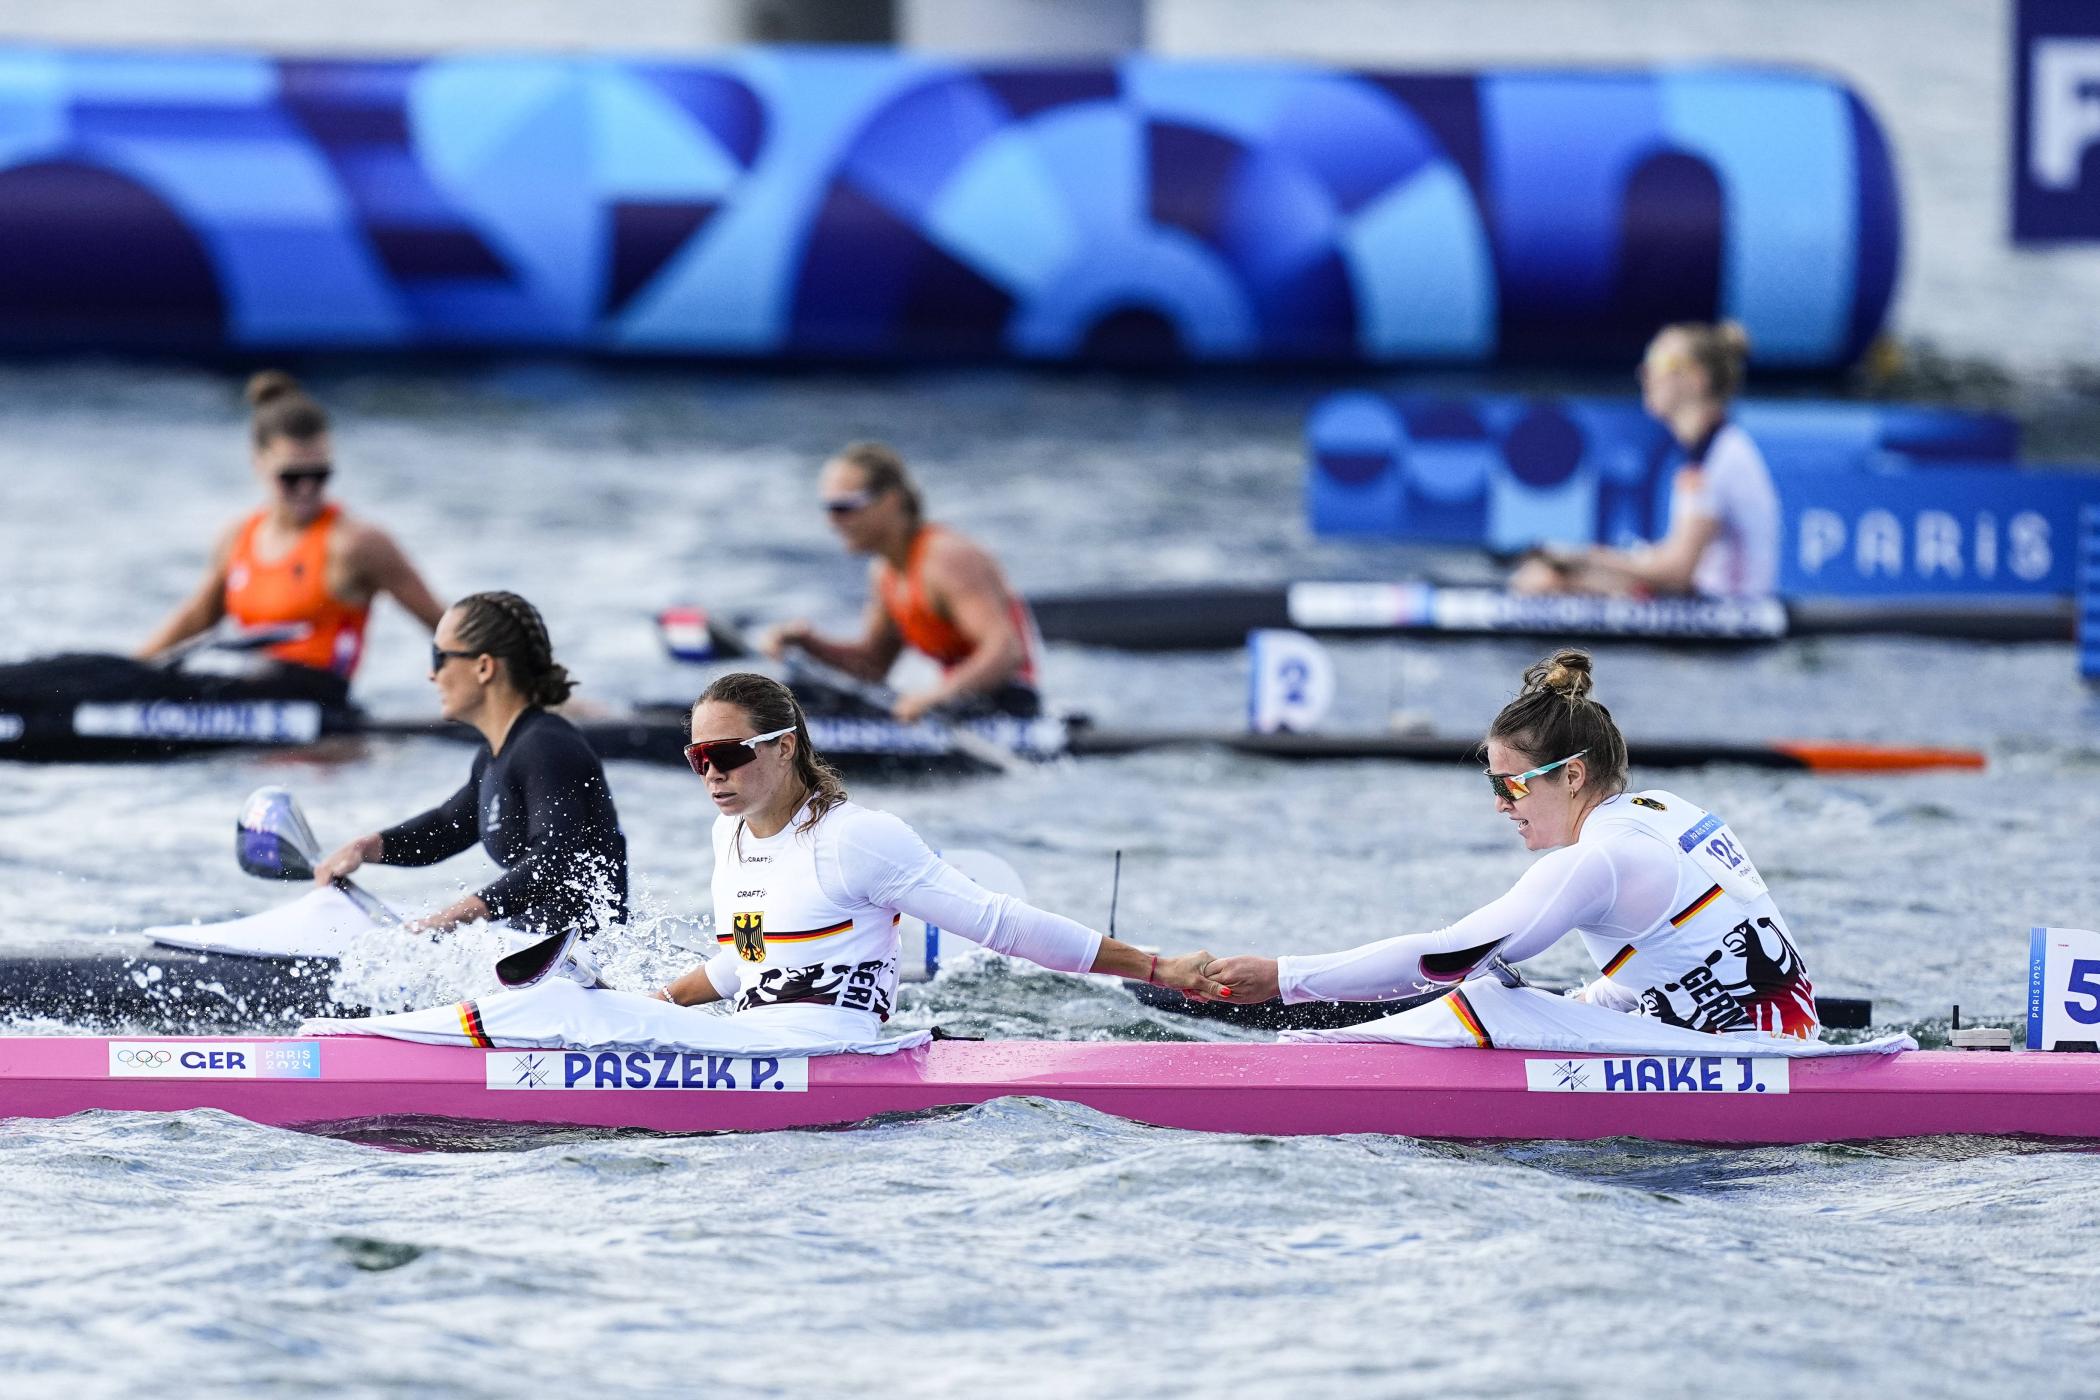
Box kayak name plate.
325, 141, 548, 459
1524, 1055, 1790, 1094
803, 714, 1067, 760
1284, 582, 1788, 640
485, 1050, 810, 1092
74, 700, 323, 744
109, 1041, 322, 1078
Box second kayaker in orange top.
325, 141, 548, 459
137, 371, 445, 699
766, 442, 1043, 723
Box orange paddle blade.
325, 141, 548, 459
1770, 741, 1986, 773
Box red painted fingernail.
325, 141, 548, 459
1218, 987, 1233, 998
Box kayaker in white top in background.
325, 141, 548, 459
1206, 650, 1819, 1038
1510, 321, 1779, 600
655, 672, 1225, 1029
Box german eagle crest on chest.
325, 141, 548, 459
732, 911, 766, 962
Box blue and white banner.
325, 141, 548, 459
2013, 0, 2100, 242
1777, 464, 2098, 597
2081, 505, 2100, 680
0, 50, 1902, 366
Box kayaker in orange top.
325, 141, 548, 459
137, 371, 444, 698
765, 442, 1043, 723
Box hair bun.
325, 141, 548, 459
244, 370, 303, 408
532, 661, 576, 708
1523, 648, 1595, 702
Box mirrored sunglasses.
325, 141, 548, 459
684, 725, 795, 777
1485, 749, 1587, 802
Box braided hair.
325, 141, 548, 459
1484, 649, 1629, 797
451, 591, 576, 708
246, 370, 329, 448
694, 672, 848, 835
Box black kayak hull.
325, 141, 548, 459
0, 652, 360, 762
0, 654, 1981, 774
0, 948, 361, 1028
1030, 582, 2075, 651
1, 707, 1977, 775
0, 655, 1065, 774
0, 948, 1873, 1032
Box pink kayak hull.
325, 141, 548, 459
5, 1036, 2097, 1145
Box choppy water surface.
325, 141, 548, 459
2, 364, 2097, 1397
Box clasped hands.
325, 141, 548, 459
1147, 952, 1281, 1003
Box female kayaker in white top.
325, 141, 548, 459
1208, 650, 1819, 1038
1510, 321, 1779, 600
656, 672, 1225, 1033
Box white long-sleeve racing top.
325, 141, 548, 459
703, 801, 1101, 1021
1276, 791, 1818, 1038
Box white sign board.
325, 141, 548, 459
2026, 926, 2100, 1050
1246, 629, 1335, 734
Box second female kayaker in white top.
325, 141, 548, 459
656, 671, 1224, 1034
1207, 650, 1819, 1039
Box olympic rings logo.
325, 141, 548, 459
115, 1049, 173, 1066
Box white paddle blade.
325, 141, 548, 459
236, 786, 323, 881
144, 883, 383, 959
899, 848, 1030, 983
945, 849, 1028, 899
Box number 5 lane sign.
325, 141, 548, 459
2027, 926, 2100, 1049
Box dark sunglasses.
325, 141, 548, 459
431, 645, 481, 673
1485, 750, 1586, 803
822, 490, 879, 516
276, 465, 333, 490
684, 726, 794, 777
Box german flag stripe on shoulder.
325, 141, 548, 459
456, 999, 492, 1048
1669, 884, 1724, 928
1446, 988, 1493, 1049
1601, 943, 1637, 978
714, 918, 855, 946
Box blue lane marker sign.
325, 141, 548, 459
2080, 504, 2100, 683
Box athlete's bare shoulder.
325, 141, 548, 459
333, 513, 410, 570
920, 525, 1003, 589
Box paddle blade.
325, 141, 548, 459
657, 606, 718, 663
659, 605, 765, 665
496, 927, 605, 990
1770, 740, 1985, 772
154, 620, 311, 667
236, 786, 322, 881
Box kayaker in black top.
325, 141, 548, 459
312, 591, 626, 934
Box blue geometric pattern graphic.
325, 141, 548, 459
1306, 392, 2020, 551
0, 49, 1901, 366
